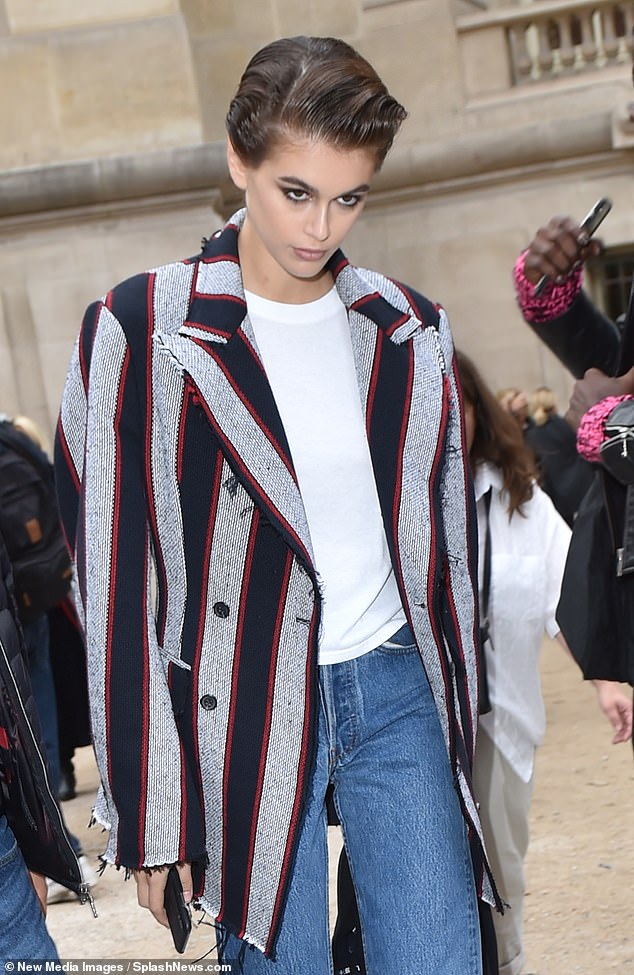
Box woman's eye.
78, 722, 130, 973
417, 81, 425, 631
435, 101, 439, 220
337, 194, 361, 208
285, 188, 309, 203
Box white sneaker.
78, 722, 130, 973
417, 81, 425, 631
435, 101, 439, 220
47, 855, 99, 904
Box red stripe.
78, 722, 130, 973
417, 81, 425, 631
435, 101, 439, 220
190, 291, 246, 306
218, 508, 260, 921
266, 606, 319, 954
365, 331, 383, 439
182, 319, 233, 339
0, 727, 9, 750
199, 253, 241, 267
349, 291, 381, 311
176, 386, 190, 483
240, 550, 293, 934
385, 312, 410, 337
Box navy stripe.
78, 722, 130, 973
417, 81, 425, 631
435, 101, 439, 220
219, 512, 296, 929
105, 348, 152, 867
365, 329, 412, 580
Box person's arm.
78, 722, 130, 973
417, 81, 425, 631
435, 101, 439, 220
554, 632, 633, 743
514, 217, 621, 378
54, 294, 204, 897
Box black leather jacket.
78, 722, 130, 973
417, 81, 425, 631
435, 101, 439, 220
525, 281, 634, 683
0, 531, 85, 896
528, 284, 634, 485
528, 288, 628, 378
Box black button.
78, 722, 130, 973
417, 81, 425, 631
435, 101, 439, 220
200, 694, 217, 711
213, 602, 230, 618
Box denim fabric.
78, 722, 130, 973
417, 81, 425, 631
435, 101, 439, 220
0, 816, 59, 963
220, 624, 481, 974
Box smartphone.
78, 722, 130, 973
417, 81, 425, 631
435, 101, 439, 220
533, 196, 612, 297
164, 865, 192, 954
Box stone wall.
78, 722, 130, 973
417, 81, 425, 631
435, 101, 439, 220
1, 0, 633, 441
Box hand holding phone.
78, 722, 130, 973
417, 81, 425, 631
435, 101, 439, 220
533, 196, 612, 297
164, 865, 192, 954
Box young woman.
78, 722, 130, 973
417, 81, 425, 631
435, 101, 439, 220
457, 350, 632, 975
55, 36, 496, 973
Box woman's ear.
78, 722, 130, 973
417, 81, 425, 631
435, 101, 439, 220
226, 139, 248, 191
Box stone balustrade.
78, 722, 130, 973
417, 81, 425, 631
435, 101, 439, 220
458, 0, 634, 94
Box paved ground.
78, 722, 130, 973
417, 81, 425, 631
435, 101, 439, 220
45, 642, 634, 971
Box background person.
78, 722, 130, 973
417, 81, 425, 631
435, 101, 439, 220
458, 349, 632, 975
524, 386, 594, 526
0, 528, 87, 961
513, 209, 634, 692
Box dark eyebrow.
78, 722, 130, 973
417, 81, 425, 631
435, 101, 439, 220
277, 176, 371, 195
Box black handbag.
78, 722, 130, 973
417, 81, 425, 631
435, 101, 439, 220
556, 469, 634, 683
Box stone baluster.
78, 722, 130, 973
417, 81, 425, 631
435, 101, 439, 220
558, 13, 577, 69
508, 23, 534, 83
603, 5, 621, 61
579, 8, 599, 67
538, 19, 556, 75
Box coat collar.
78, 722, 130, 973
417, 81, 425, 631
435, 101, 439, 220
155, 209, 427, 568
182, 208, 424, 345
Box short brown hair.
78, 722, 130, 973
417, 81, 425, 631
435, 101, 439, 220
226, 36, 407, 169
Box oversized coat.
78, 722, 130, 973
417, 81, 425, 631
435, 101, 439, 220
55, 209, 494, 955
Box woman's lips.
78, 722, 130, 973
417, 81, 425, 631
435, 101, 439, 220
293, 247, 327, 261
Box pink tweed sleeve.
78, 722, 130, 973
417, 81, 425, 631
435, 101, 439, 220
576, 395, 634, 462
514, 252, 583, 324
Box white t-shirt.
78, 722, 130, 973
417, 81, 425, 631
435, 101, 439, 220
246, 286, 405, 665
474, 462, 572, 781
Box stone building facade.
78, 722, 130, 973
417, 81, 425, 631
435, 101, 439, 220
1, 0, 633, 445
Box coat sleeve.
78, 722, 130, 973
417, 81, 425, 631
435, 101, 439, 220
527, 291, 622, 379
55, 297, 206, 871
436, 308, 481, 756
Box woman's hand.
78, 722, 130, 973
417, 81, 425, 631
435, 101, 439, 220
565, 365, 634, 432
592, 679, 633, 743
523, 215, 602, 286
134, 862, 193, 928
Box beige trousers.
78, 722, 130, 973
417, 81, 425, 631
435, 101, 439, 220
473, 729, 536, 975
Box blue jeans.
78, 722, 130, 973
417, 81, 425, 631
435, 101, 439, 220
0, 815, 59, 962
220, 625, 481, 974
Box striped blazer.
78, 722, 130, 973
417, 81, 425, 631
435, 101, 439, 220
55, 209, 494, 956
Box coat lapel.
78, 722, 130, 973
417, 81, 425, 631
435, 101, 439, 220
155, 215, 315, 566
155, 212, 433, 572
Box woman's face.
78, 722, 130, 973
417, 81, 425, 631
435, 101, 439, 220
227, 136, 376, 302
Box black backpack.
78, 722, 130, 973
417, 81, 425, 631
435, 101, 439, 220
0, 422, 72, 621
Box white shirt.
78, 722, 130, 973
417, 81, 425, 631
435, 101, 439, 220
474, 462, 571, 781
246, 287, 405, 665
